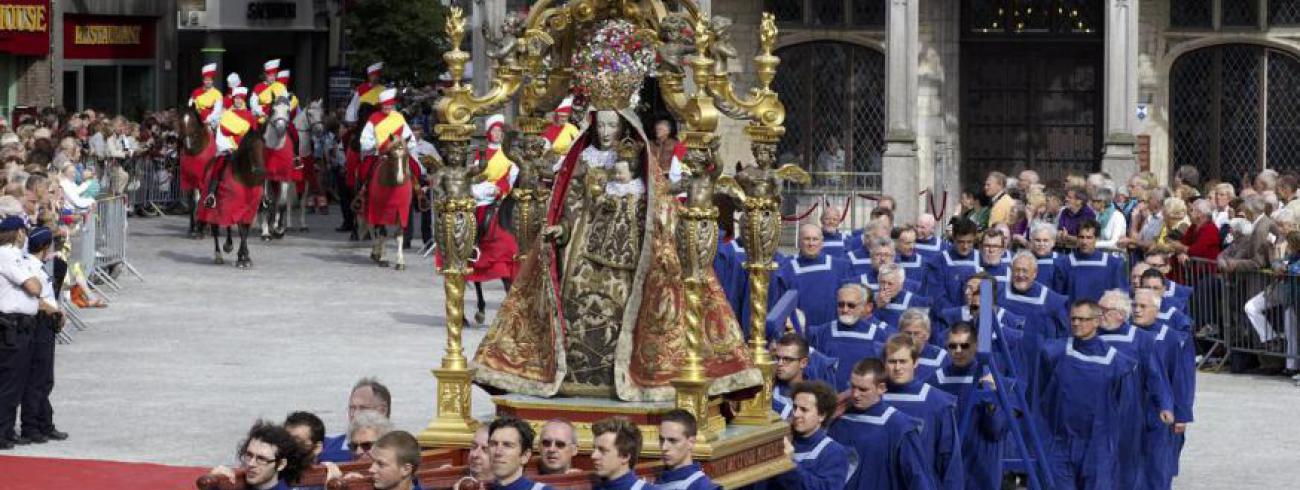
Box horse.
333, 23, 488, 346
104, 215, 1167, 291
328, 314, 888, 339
259, 95, 303, 239
299, 99, 330, 214
202, 131, 267, 268
178, 108, 217, 238
355, 138, 424, 270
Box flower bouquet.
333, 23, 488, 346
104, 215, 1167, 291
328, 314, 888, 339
571, 19, 658, 110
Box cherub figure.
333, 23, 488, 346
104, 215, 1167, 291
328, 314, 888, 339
708, 16, 737, 76
657, 14, 696, 75
483, 12, 526, 66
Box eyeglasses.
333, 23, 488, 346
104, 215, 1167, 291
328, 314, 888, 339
774, 355, 804, 364
348, 441, 375, 453
837, 302, 858, 308
1070, 316, 1099, 322
946, 342, 971, 351
541, 439, 570, 449
241, 451, 278, 466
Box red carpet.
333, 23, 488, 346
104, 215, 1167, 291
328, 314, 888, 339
0, 455, 208, 489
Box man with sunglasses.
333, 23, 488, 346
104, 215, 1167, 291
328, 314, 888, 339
932, 322, 1008, 490
806, 283, 894, 391
321, 378, 393, 463
935, 274, 1026, 374
1035, 300, 1137, 490
209, 421, 310, 490
347, 410, 393, 460
538, 420, 581, 475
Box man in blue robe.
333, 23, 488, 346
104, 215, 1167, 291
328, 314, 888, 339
936, 274, 1028, 376
830, 358, 936, 490
925, 218, 981, 312
880, 335, 965, 490
1034, 300, 1137, 490
807, 284, 894, 390
933, 323, 1009, 490
874, 263, 932, 331
913, 213, 949, 264
894, 225, 927, 279
1139, 271, 1194, 335
320, 379, 392, 463
657, 410, 718, 490
1133, 287, 1195, 485
772, 224, 855, 328
974, 231, 1011, 284
1054, 219, 1128, 303
488, 418, 555, 490
591, 417, 652, 490
772, 333, 839, 419
821, 205, 858, 260
1098, 290, 1176, 490
768, 381, 850, 490
714, 235, 750, 333
1142, 253, 1193, 311
1027, 222, 1064, 294
1004, 252, 1071, 340
893, 309, 951, 384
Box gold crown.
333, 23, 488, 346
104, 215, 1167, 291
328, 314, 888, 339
616, 137, 643, 161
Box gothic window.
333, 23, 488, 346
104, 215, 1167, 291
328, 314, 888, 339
1222, 0, 1260, 27
771, 42, 885, 174
1170, 0, 1214, 28
1171, 45, 1300, 181
964, 0, 1100, 36
764, 0, 886, 28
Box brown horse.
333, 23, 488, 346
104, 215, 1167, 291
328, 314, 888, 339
178, 108, 217, 238
355, 138, 423, 270
202, 132, 268, 268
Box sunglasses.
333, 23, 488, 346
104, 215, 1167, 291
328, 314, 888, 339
946, 342, 972, 351
348, 441, 375, 453
541, 439, 569, 449
837, 302, 858, 308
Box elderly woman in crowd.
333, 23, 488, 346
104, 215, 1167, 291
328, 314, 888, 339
1091, 187, 1127, 252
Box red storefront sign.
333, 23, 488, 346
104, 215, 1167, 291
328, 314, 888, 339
63, 14, 155, 60
0, 0, 50, 56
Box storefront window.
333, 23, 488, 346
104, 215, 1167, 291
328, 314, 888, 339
122, 65, 153, 120
84, 66, 118, 115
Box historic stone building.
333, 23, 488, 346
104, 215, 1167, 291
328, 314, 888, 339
461, 1, 1300, 221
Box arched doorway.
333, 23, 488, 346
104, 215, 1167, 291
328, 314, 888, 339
771, 41, 886, 178
1170, 44, 1300, 186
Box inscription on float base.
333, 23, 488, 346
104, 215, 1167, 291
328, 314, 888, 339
0, 5, 47, 32
74, 25, 141, 45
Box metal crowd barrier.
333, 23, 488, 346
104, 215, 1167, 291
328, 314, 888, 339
1181, 256, 1300, 372
92, 194, 144, 289
124, 156, 182, 215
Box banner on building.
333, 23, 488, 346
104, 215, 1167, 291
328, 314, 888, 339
63, 14, 155, 59
0, 0, 50, 56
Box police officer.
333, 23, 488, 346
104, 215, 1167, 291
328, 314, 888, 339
0, 216, 43, 450
20, 227, 66, 444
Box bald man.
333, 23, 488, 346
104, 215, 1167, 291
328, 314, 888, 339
770, 223, 854, 329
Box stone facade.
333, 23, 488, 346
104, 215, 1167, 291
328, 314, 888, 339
15, 56, 54, 108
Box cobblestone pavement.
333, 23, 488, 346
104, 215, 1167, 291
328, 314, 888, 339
5, 214, 1299, 488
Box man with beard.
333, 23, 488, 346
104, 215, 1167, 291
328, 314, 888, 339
806, 283, 894, 390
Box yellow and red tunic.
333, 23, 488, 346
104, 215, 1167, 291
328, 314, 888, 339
189, 87, 223, 122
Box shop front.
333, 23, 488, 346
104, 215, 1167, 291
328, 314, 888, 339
0, 0, 51, 120
61, 14, 157, 119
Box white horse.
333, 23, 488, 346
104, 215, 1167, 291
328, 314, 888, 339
301, 99, 328, 214
259, 96, 303, 239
